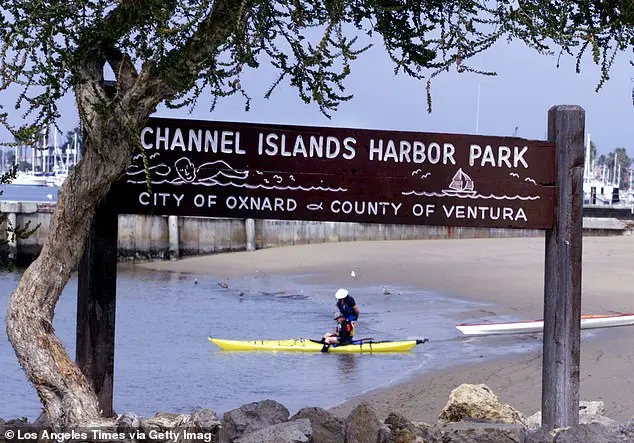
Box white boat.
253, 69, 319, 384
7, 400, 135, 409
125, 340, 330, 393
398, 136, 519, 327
456, 313, 634, 336
45, 172, 68, 187
582, 133, 633, 207
12, 172, 48, 186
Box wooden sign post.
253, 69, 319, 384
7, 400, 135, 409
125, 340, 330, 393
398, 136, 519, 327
542, 105, 585, 428
76, 109, 585, 428
76, 192, 119, 417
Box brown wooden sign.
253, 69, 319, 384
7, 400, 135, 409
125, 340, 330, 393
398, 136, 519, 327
113, 117, 556, 229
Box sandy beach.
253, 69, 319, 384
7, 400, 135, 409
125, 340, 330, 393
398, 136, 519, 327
136, 235, 634, 423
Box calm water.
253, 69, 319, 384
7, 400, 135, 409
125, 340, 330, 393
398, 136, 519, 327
0, 266, 545, 421
0, 184, 58, 202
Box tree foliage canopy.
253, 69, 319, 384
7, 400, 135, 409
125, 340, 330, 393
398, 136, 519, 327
1, 0, 633, 139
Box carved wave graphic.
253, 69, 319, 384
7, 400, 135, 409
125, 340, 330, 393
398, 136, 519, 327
125, 179, 347, 192
401, 191, 541, 200
126, 155, 347, 192
127, 164, 172, 176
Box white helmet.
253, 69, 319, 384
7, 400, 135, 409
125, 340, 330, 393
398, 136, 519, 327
335, 288, 349, 299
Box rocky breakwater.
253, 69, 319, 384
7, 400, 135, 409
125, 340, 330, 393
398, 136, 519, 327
3, 386, 634, 442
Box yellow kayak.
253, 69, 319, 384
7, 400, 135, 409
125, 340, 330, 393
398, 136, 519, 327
208, 337, 428, 353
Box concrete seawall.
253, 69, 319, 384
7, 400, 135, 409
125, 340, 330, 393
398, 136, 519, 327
1, 200, 632, 265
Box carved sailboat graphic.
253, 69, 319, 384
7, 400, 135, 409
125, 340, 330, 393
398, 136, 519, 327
442, 168, 477, 196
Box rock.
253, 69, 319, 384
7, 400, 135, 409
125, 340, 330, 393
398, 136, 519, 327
191, 409, 221, 429
140, 412, 192, 433
0, 417, 40, 442
377, 426, 393, 443
290, 407, 344, 443
581, 415, 618, 427
121, 410, 220, 443
524, 412, 541, 429
579, 400, 605, 416
551, 422, 615, 443
344, 402, 391, 443
522, 426, 555, 443
3, 418, 28, 426
525, 400, 609, 429
219, 400, 290, 443
33, 412, 51, 428
524, 418, 633, 443
438, 384, 525, 425
437, 421, 524, 442
384, 413, 421, 443
613, 418, 634, 440
2, 418, 38, 432
118, 412, 142, 433
234, 418, 312, 443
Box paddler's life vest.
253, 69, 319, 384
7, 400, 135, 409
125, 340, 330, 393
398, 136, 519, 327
337, 319, 354, 344
337, 295, 358, 321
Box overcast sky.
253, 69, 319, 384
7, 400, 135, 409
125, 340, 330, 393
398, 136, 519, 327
6, 37, 634, 159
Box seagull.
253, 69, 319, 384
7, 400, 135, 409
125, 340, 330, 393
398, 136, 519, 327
350, 271, 356, 278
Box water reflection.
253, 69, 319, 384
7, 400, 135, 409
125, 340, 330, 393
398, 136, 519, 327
120, 267, 192, 284
335, 354, 357, 376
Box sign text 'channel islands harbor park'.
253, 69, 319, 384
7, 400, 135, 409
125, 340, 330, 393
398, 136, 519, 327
113, 117, 556, 229
89, 107, 583, 429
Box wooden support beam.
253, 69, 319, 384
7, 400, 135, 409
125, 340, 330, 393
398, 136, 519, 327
76, 192, 119, 417
542, 105, 585, 429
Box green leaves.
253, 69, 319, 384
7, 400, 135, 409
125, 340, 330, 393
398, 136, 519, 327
495, 0, 634, 94
1, 0, 633, 128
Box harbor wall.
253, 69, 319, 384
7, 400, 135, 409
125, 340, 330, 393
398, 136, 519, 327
0, 200, 632, 265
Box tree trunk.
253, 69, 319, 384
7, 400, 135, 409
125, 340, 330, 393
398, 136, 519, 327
5, 115, 137, 428
4, 0, 242, 427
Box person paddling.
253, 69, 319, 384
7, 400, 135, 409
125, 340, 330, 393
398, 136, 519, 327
321, 312, 354, 350
320, 289, 359, 351
335, 288, 359, 322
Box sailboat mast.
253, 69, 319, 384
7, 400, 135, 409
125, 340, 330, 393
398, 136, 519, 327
54, 128, 57, 172
65, 137, 70, 173
584, 134, 591, 179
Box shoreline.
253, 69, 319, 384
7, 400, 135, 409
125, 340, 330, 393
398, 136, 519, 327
134, 236, 634, 422
327, 325, 634, 423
